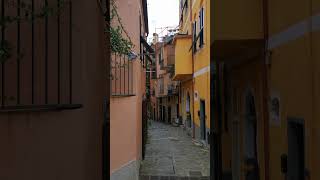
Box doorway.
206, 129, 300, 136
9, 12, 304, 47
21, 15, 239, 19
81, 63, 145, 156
186, 92, 191, 127
200, 100, 206, 140
168, 106, 172, 124
163, 106, 166, 123
287, 118, 305, 180
244, 91, 259, 180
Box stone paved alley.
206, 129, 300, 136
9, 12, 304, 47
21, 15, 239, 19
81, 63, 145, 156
140, 121, 210, 179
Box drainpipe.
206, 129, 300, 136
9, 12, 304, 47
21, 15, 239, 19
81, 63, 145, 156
262, 0, 270, 179
192, 43, 195, 138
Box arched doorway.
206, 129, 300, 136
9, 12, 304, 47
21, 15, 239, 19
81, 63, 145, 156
244, 91, 259, 180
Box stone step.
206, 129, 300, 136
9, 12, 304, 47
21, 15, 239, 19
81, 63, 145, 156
139, 175, 210, 180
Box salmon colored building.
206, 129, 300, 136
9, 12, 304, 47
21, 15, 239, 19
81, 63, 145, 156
151, 34, 180, 124
110, 0, 152, 179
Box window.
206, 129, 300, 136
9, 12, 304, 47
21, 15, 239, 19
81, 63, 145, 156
151, 61, 157, 79
159, 47, 164, 68
184, 0, 188, 15
158, 47, 163, 63
199, 7, 204, 47
192, 22, 197, 53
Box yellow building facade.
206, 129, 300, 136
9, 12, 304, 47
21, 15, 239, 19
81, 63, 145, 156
174, 0, 210, 143
211, 0, 320, 179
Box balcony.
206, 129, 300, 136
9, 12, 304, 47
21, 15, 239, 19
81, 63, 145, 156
172, 34, 193, 81
212, 0, 264, 62
167, 84, 178, 96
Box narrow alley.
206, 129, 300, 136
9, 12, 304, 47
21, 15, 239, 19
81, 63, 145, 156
140, 121, 210, 179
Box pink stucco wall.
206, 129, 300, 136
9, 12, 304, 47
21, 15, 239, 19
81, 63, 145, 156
110, 0, 147, 174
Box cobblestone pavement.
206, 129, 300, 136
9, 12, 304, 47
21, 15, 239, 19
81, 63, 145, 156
140, 120, 210, 179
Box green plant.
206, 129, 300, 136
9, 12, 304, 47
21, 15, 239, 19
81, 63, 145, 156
107, 0, 134, 55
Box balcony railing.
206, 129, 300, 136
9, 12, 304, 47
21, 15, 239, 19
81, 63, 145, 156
167, 84, 178, 96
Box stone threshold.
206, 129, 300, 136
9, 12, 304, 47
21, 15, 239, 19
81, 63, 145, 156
139, 175, 210, 180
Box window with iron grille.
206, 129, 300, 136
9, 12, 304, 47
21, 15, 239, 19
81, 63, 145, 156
0, 0, 81, 112
111, 53, 134, 96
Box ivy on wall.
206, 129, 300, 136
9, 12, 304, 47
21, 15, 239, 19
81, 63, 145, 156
108, 0, 134, 55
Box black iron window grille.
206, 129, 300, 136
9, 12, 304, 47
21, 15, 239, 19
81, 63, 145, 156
0, 0, 82, 112
111, 52, 134, 97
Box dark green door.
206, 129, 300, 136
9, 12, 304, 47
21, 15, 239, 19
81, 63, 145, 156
200, 100, 206, 140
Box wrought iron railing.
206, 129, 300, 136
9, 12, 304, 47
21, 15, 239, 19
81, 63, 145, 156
0, 0, 82, 112
168, 84, 178, 96
111, 52, 134, 96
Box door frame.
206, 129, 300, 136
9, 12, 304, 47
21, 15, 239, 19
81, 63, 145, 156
243, 89, 259, 180
200, 99, 206, 140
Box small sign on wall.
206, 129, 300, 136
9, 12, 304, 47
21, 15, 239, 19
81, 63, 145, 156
194, 91, 199, 102
270, 92, 281, 126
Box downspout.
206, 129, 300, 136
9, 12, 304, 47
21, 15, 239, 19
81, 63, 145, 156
192, 44, 195, 138
262, 0, 270, 179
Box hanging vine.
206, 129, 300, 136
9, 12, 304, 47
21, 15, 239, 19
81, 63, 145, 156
107, 0, 134, 55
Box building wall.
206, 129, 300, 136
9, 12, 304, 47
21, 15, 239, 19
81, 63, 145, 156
110, 0, 148, 179
212, 0, 320, 179
268, 0, 316, 179
191, 0, 211, 141
212, 0, 263, 41
0, 0, 107, 179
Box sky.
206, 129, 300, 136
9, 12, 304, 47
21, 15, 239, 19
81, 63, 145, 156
147, 0, 180, 43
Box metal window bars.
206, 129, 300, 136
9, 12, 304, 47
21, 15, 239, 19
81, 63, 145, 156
0, 0, 81, 112
111, 52, 134, 97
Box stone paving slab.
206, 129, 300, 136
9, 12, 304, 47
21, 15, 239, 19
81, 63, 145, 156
139, 176, 210, 180
140, 121, 210, 178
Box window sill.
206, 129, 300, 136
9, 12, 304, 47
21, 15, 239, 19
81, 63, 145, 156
111, 94, 136, 98
0, 104, 83, 113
